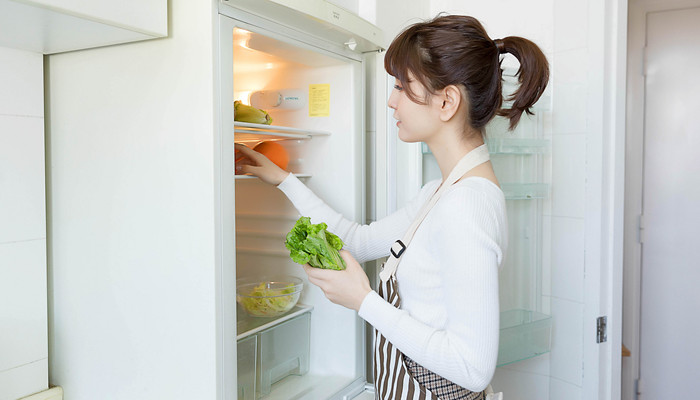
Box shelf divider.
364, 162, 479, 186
237, 304, 314, 340
234, 121, 330, 142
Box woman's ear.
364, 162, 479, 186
438, 85, 463, 122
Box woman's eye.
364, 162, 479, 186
393, 84, 403, 91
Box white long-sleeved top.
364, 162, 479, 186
277, 173, 508, 391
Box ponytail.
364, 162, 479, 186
494, 36, 550, 130
384, 15, 549, 134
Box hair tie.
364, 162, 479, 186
493, 39, 506, 54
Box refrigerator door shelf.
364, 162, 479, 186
421, 138, 550, 156
496, 309, 552, 367
500, 183, 550, 200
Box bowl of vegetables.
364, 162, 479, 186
236, 276, 303, 317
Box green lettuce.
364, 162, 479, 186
285, 216, 347, 270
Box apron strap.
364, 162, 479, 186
379, 144, 490, 282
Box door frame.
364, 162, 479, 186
585, 0, 628, 399
623, 1, 700, 399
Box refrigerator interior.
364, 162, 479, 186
230, 25, 366, 399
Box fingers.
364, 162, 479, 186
235, 143, 263, 163
302, 263, 333, 281
339, 250, 360, 269
302, 264, 331, 294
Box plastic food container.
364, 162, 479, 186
236, 276, 303, 317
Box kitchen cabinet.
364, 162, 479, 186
0, 0, 167, 54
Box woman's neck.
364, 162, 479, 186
426, 128, 484, 181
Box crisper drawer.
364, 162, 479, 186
237, 335, 257, 400
257, 312, 311, 396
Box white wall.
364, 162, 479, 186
0, 46, 48, 399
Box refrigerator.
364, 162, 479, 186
219, 2, 384, 399
46, 1, 551, 399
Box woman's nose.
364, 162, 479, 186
387, 90, 397, 110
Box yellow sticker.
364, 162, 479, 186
308, 84, 330, 117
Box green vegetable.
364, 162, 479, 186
285, 216, 347, 270
239, 282, 296, 317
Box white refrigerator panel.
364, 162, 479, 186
47, 1, 220, 399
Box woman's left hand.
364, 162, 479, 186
302, 250, 372, 311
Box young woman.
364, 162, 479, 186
235, 14, 548, 400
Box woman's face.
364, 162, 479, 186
387, 76, 441, 143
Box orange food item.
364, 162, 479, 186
254, 141, 289, 170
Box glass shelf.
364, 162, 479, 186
497, 309, 552, 367
501, 183, 549, 200
237, 304, 314, 340
234, 122, 330, 143
486, 138, 550, 155
421, 138, 550, 155
235, 173, 311, 180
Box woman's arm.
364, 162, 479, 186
277, 174, 437, 263
235, 143, 437, 262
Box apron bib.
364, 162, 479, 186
373, 144, 490, 400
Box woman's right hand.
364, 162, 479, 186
235, 143, 290, 185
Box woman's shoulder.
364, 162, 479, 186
452, 177, 505, 202
435, 177, 507, 222
428, 177, 508, 251
422, 178, 442, 192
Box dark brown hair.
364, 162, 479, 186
384, 14, 549, 131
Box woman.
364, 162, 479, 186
236, 14, 548, 400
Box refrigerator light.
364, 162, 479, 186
250, 89, 305, 111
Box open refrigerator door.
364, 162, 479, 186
417, 67, 554, 368
218, 3, 384, 399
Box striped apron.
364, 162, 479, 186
373, 144, 490, 400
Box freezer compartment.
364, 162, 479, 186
257, 312, 311, 396
496, 309, 552, 367
237, 335, 257, 400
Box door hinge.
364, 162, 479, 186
638, 214, 645, 244
635, 378, 644, 398
596, 316, 607, 343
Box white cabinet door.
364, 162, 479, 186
0, 0, 167, 54
29, 0, 167, 36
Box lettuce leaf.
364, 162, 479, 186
285, 216, 347, 270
